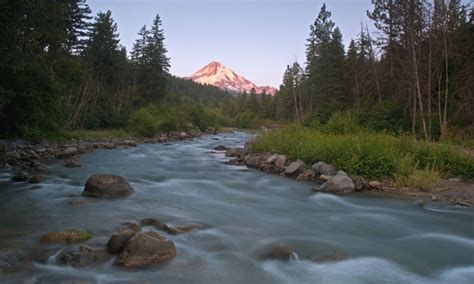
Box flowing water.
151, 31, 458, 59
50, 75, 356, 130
0, 132, 473, 283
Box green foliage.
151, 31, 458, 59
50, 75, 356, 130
252, 125, 474, 181
128, 99, 222, 137
323, 111, 360, 134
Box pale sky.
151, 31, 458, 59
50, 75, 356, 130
88, 0, 377, 87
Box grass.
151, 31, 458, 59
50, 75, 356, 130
251, 125, 474, 184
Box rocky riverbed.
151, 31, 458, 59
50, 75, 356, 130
221, 142, 474, 207
0, 131, 473, 283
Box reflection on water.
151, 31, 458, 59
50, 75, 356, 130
0, 132, 473, 283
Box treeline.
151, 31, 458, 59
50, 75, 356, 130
0, 0, 230, 138
240, 1, 473, 140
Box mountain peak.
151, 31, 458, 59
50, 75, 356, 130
189, 61, 277, 95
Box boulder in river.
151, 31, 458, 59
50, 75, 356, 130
115, 231, 176, 267
266, 154, 279, 164
316, 174, 356, 194
29, 175, 46, 184
40, 229, 92, 244
283, 160, 306, 177
225, 148, 243, 157
58, 245, 109, 267
264, 245, 296, 261
11, 172, 28, 182
82, 174, 134, 198
311, 252, 347, 263
107, 225, 141, 254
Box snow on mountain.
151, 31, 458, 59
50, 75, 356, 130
189, 61, 277, 95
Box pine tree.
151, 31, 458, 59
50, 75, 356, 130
66, 0, 92, 54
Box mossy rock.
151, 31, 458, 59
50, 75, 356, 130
40, 229, 92, 244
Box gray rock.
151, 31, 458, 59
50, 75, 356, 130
264, 245, 295, 261
225, 148, 243, 157
284, 160, 306, 177
311, 162, 337, 177
369, 181, 382, 189
266, 154, 279, 164
82, 174, 134, 198
107, 227, 139, 254
325, 175, 356, 193
274, 155, 287, 168
115, 231, 176, 267
58, 245, 109, 267
59, 147, 78, 159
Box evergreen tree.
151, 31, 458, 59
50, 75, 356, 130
65, 0, 92, 54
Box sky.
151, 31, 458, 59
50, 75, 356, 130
88, 0, 374, 87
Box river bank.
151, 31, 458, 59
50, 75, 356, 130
222, 145, 474, 208
0, 128, 220, 182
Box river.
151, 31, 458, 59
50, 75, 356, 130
0, 132, 473, 283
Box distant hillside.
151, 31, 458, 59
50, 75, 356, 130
166, 75, 233, 106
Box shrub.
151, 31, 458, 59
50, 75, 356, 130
324, 111, 360, 134
128, 106, 160, 137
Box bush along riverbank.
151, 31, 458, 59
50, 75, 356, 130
0, 127, 218, 184
223, 125, 474, 207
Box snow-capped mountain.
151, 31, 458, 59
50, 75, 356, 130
189, 61, 277, 95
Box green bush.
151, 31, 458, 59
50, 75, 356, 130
324, 111, 360, 134
252, 125, 474, 180
128, 106, 160, 137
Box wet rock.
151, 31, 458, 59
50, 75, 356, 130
325, 175, 356, 193
0, 252, 21, 273
12, 172, 28, 182
58, 245, 109, 267
59, 147, 78, 159
283, 160, 306, 177
431, 195, 439, 201
140, 218, 161, 229
5, 151, 21, 161
162, 224, 203, 235
107, 226, 141, 254
29, 175, 46, 184
265, 245, 295, 261
319, 174, 333, 182
369, 181, 382, 190
225, 148, 243, 157
82, 174, 134, 198
40, 230, 92, 244
214, 145, 229, 151
115, 231, 176, 267
311, 162, 337, 178
65, 159, 80, 168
